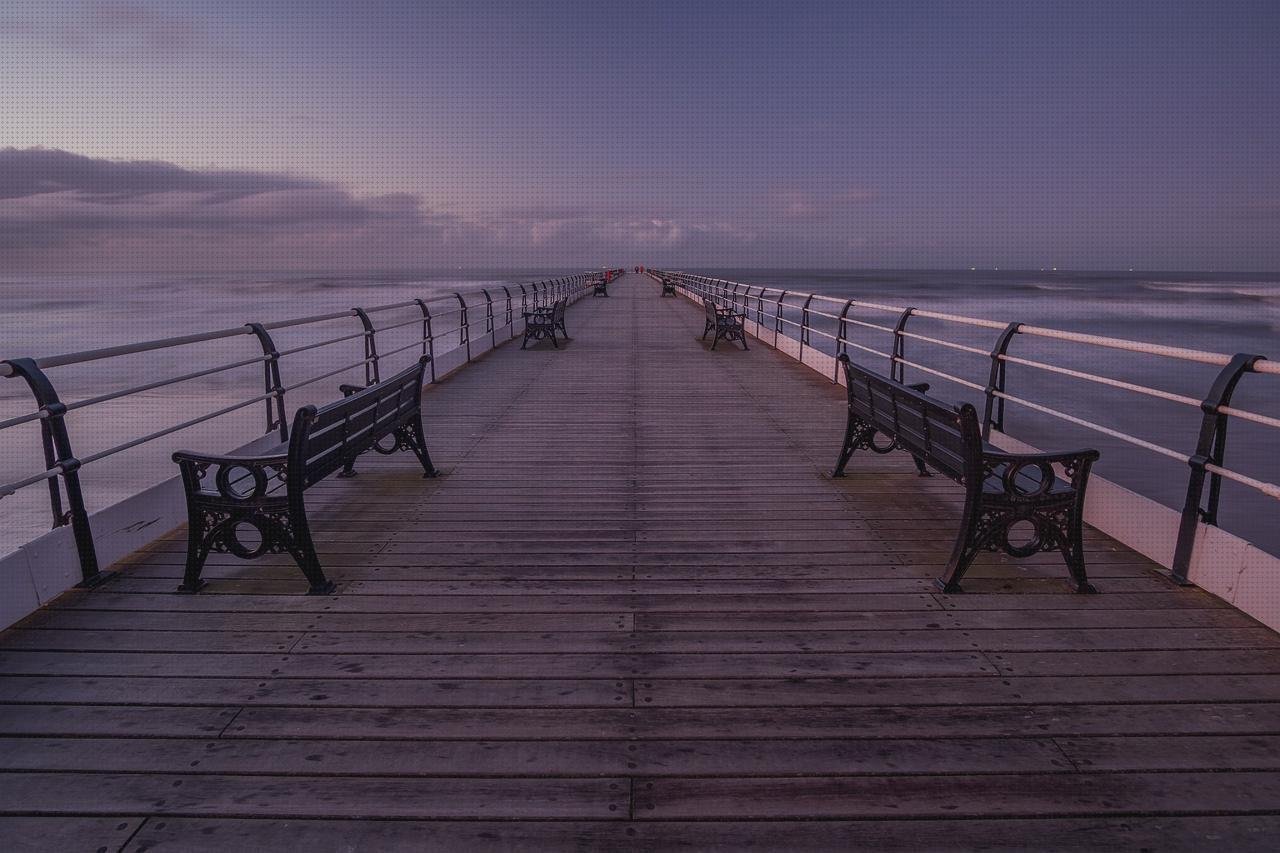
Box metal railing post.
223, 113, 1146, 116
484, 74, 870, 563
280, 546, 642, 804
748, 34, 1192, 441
246, 323, 288, 441
1, 358, 105, 586
453, 293, 471, 362
774, 291, 788, 348
799, 294, 815, 360
481, 288, 496, 349
983, 323, 1022, 440
835, 300, 855, 381
413, 299, 436, 383
891, 308, 914, 383
352, 307, 380, 385
1171, 353, 1265, 584
501, 286, 513, 333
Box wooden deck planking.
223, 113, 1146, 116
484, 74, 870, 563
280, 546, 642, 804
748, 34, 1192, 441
3, 273, 1280, 850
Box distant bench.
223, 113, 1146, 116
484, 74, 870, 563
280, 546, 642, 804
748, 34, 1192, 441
832, 354, 1099, 593
660, 277, 677, 297
521, 298, 569, 348
593, 278, 610, 297
701, 297, 749, 350
173, 357, 436, 594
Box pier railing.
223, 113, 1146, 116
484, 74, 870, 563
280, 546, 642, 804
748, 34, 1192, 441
0, 272, 602, 593
651, 270, 1278, 586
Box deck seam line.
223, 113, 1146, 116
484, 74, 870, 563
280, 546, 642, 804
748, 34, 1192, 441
216, 706, 245, 739
1049, 736, 1085, 772
115, 815, 149, 853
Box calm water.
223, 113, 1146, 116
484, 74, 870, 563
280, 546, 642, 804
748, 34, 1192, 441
1, 268, 1277, 556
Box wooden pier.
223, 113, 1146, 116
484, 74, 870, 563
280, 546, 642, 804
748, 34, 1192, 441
3, 274, 1280, 850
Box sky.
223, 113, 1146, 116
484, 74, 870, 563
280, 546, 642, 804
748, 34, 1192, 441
1, 0, 1277, 271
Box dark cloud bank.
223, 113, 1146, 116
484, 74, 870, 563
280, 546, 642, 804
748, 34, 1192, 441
0, 148, 770, 271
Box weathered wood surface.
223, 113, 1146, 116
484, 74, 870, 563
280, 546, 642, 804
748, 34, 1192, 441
3, 273, 1280, 850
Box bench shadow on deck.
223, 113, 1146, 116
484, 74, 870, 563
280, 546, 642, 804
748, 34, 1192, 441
3, 274, 1280, 850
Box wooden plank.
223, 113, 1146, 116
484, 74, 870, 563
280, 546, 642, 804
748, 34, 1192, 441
0, 676, 630, 707
635, 771, 1280, 819
0, 649, 996, 679
0, 735, 1077, 776
51, 591, 939, 613
114, 815, 1280, 853
109, 576, 942, 595
226, 702, 1280, 740
991, 649, 1280, 676
0, 817, 143, 853
934, 592, 1228, 610
638, 607, 1259, 631
640, 675, 1280, 707
0, 704, 239, 738
0, 737, 631, 777
279, 627, 1280, 654
15, 610, 633, 633
1058, 734, 1280, 771
0, 773, 628, 819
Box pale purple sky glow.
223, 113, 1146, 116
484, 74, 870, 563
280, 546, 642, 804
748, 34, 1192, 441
2, 0, 1277, 270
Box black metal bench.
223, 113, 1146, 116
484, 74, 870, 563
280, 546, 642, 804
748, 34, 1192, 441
172, 357, 436, 594
701, 297, 749, 350
593, 278, 610, 297
660, 277, 677, 297
521, 298, 568, 348
832, 354, 1099, 593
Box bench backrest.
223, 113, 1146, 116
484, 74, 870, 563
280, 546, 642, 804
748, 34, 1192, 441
288, 357, 428, 488
703, 297, 719, 324
838, 354, 983, 484
552, 299, 566, 324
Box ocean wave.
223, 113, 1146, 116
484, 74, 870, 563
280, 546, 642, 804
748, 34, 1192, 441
1142, 282, 1280, 298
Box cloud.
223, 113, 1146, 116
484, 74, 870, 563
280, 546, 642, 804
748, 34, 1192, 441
770, 186, 881, 221
6, 1, 226, 59
1235, 200, 1280, 220
0, 148, 767, 270
0, 148, 317, 202
0, 148, 463, 268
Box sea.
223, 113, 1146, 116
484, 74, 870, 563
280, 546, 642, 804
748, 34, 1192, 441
1, 268, 1277, 557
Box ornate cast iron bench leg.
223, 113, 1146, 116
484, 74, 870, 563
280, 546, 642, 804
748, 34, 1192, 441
178, 508, 213, 593
938, 451, 1099, 594
286, 494, 337, 595
397, 414, 438, 477
831, 414, 874, 477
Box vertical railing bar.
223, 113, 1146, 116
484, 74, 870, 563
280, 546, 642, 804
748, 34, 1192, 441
413, 299, 436, 383
1171, 353, 1265, 584
453, 293, 471, 363
1, 358, 105, 587
352, 307, 380, 386
246, 322, 288, 441
774, 291, 788, 349
983, 323, 1022, 440
892, 307, 914, 383
835, 300, 855, 382
800, 294, 815, 362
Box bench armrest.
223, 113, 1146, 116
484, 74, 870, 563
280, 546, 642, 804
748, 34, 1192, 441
983, 447, 1100, 487
172, 450, 288, 468
173, 449, 290, 500
339, 383, 365, 397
